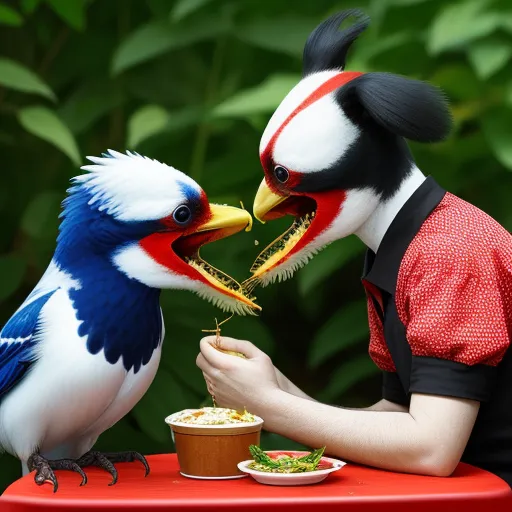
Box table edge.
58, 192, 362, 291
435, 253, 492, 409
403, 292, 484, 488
2, 487, 511, 509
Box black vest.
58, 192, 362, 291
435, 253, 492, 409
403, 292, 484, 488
362, 177, 512, 487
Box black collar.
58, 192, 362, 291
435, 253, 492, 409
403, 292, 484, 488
362, 176, 446, 294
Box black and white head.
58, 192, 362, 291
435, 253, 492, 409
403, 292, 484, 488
244, 9, 452, 288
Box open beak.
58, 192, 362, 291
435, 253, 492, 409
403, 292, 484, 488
171, 202, 261, 314
253, 179, 287, 224
198, 204, 253, 233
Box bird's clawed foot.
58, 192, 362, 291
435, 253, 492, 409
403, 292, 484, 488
27, 450, 149, 492
27, 453, 87, 493
76, 450, 150, 486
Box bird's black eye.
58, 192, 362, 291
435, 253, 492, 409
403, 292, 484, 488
173, 205, 192, 225
274, 165, 289, 183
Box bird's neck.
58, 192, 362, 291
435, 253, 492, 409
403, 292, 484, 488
53, 248, 162, 374
49, 188, 164, 372
355, 164, 426, 253
67, 260, 162, 373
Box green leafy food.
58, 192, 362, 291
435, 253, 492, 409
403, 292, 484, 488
248, 445, 327, 473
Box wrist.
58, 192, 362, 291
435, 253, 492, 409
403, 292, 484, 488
253, 386, 288, 420
274, 367, 290, 392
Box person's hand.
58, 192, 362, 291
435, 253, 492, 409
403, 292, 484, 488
196, 336, 280, 413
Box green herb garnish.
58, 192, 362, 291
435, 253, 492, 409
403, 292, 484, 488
249, 445, 280, 468
247, 445, 327, 473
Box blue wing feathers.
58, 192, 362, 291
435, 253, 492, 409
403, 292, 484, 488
0, 290, 56, 398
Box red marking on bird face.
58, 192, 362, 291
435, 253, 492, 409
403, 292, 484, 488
260, 71, 363, 189
159, 191, 211, 233
284, 189, 346, 258
247, 72, 362, 286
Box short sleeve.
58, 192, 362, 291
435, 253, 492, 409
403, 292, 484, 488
382, 371, 410, 406
396, 248, 510, 402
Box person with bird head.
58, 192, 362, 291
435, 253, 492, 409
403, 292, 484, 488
197, 9, 512, 487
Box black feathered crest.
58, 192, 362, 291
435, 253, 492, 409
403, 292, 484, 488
338, 72, 453, 142
303, 9, 370, 76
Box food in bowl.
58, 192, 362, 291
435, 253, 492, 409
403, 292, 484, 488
171, 407, 256, 425
247, 445, 329, 473
165, 407, 263, 479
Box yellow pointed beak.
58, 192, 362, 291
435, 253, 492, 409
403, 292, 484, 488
253, 179, 287, 224
197, 204, 253, 233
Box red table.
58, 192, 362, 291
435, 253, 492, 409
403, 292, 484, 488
1, 454, 511, 512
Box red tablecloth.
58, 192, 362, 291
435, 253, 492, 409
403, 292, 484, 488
1, 454, 511, 512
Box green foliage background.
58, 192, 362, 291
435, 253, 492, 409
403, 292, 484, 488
1, 0, 511, 492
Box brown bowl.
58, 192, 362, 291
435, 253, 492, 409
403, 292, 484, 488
165, 409, 264, 479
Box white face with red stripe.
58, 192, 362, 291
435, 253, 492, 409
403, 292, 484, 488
245, 71, 381, 288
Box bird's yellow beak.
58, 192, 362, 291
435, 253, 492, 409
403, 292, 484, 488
253, 179, 287, 224
196, 204, 253, 233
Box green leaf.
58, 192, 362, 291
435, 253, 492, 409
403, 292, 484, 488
170, 0, 215, 21
21, 191, 62, 239
0, 3, 23, 26
237, 16, 314, 57
59, 81, 125, 134
131, 368, 199, 443
298, 236, 365, 296
162, 323, 210, 396
467, 40, 512, 79
127, 105, 170, 148
427, 0, 501, 55
18, 106, 81, 166
387, 0, 433, 4
347, 31, 413, 71
112, 17, 229, 75
482, 108, 512, 170
506, 83, 512, 107
21, 0, 41, 13
216, 314, 277, 357
0, 255, 26, 301
428, 64, 481, 100
317, 355, 379, 402
46, 0, 85, 31
500, 13, 512, 34
0, 58, 56, 101
309, 300, 369, 368
212, 73, 300, 119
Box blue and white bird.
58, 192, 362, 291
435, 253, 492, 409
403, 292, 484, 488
0, 150, 259, 491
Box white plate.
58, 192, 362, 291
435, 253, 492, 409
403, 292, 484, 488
180, 472, 247, 480
237, 451, 346, 486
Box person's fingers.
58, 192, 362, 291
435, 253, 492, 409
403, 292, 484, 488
199, 337, 245, 367
204, 375, 214, 396
200, 336, 266, 361
196, 351, 220, 377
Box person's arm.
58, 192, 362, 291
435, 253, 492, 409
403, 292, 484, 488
275, 367, 407, 412
365, 399, 408, 412
274, 367, 315, 401
197, 337, 478, 477
254, 389, 479, 477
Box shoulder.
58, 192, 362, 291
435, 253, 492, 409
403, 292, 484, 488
1, 289, 58, 342
399, 192, 512, 285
